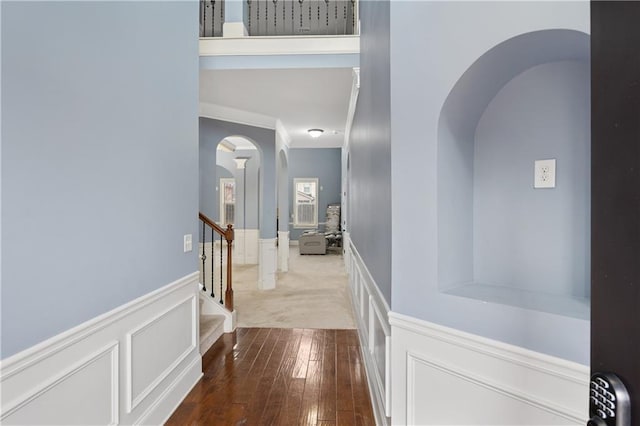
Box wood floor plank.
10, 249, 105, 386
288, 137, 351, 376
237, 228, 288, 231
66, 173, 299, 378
317, 338, 337, 421
166, 328, 375, 426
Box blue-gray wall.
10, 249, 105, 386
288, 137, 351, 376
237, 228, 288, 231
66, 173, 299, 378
199, 118, 276, 238
473, 60, 590, 298
1, 1, 199, 358
389, 1, 590, 363
287, 148, 342, 240
348, 0, 392, 304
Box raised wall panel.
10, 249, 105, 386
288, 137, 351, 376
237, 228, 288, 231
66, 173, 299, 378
2, 343, 118, 425
391, 312, 589, 425
0, 272, 202, 426
126, 296, 197, 412
347, 241, 391, 425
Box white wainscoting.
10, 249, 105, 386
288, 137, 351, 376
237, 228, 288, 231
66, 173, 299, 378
232, 229, 259, 265
0, 272, 202, 425
258, 238, 277, 290
345, 241, 391, 426
390, 312, 590, 425
277, 231, 290, 272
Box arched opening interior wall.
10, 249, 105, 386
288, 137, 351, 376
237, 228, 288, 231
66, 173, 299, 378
215, 141, 261, 231
199, 118, 277, 240
437, 29, 590, 319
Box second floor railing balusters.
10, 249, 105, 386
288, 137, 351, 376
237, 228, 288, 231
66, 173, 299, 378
201, 0, 357, 38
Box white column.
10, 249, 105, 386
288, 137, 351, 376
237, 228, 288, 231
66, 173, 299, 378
258, 238, 277, 290
343, 231, 351, 273
277, 231, 290, 272
222, 0, 248, 37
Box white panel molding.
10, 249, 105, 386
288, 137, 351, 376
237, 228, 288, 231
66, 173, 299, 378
133, 355, 202, 426
199, 102, 276, 130
232, 229, 259, 265
1, 342, 119, 425
0, 272, 202, 426
390, 312, 590, 425
258, 238, 277, 290
346, 240, 391, 425
277, 231, 290, 272
200, 35, 359, 57
125, 295, 197, 413
0, 272, 199, 379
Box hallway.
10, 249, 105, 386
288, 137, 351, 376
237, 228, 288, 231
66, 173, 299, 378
232, 246, 356, 329
167, 328, 375, 425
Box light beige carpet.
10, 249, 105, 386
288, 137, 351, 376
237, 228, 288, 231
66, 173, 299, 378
232, 246, 356, 329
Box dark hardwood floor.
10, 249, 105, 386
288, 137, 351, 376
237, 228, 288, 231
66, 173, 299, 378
166, 328, 375, 426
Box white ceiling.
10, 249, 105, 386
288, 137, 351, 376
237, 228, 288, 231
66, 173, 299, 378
200, 68, 354, 148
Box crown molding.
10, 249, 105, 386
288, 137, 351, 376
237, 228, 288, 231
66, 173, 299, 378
199, 102, 276, 130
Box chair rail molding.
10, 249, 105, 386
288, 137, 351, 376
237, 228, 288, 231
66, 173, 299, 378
389, 312, 590, 425
345, 240, 391, 426
0, 272, 202, 426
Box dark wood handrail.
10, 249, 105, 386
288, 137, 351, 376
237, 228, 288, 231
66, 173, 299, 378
199, 212, 234, 311
199, 212, 234, 243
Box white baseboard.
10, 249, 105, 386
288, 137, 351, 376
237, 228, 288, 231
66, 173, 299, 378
258, 238, 277, 290
277, 231, 289, 272
346, 241, 391, 426
0, 272, 202, 426
389, 312, 590, 425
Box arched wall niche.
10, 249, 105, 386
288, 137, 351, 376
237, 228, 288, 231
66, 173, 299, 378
437, 29, 591, 319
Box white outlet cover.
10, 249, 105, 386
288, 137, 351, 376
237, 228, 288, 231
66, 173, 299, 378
534, 159, 556, 189
183, 234, 193, 253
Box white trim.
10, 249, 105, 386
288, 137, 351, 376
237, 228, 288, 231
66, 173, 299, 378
277, 231, 290, 272
199, 35, 359, 57
221, 22, 248, 38
0, 272, 198, 377
1, 342, 119, 425
133, 355, 202, 426
346, 240, 391, 425
343, 67, 360, 151
125, 295, 197, 413
390, 312, 589, 425
258, 238, 277, 290
0, 272, 202, 426
293, 177, 320, 228
231, 229, 260, 265
389, 312, 589, 384
199, 102, 276, 130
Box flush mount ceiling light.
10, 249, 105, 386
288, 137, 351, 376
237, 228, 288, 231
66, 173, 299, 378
307, 129, 324, 138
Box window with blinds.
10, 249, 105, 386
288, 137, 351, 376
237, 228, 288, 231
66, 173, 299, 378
294, 178, 318, 228
220, 178, 235, 225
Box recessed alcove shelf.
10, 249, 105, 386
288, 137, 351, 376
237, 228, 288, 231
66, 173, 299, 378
437, 30, 591, 320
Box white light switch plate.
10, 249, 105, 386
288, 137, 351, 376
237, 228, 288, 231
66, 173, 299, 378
534, 159, 556, 188
183, 234, 193, 252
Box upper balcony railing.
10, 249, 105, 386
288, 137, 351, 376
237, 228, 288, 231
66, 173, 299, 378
200, 0, 358, 38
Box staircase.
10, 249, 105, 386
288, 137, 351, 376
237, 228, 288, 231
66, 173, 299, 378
198, 212, 237, 355
199, 314, 225, 355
